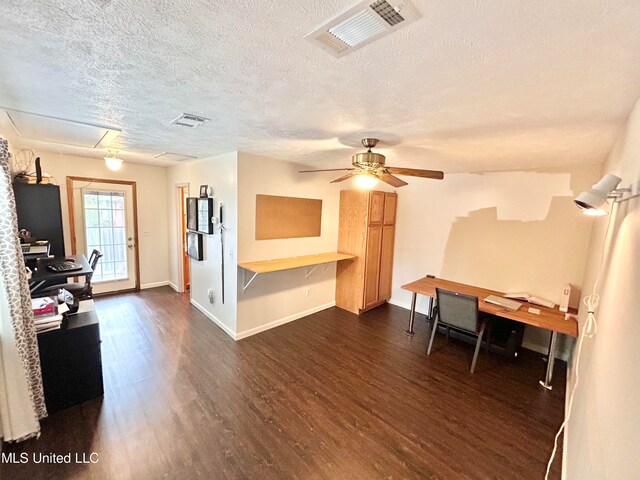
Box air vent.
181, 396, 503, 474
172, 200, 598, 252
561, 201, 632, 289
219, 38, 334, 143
305, 0, 419, 57
170, 113, 210, 128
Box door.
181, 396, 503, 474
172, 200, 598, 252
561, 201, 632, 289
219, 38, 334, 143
378, 225, 395, 300
363, 225, 383, 310
69, 179, 139, 294
368, 191, 385, 225
179, 186, 190, 290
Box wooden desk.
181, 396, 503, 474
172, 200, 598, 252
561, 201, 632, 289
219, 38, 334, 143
401, 276, 578, 389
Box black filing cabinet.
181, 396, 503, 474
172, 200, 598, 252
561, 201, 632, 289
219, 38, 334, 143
37, 310, 104, 413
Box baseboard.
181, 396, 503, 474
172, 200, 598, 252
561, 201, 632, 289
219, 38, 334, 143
235, 301, 336, 340
168, 282, 180, 292
140, 281, 170, 290
388, 298, 431, 316
190, 298, 236, 340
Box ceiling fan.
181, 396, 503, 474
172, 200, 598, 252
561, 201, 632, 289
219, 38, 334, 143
299, 138, 444, 188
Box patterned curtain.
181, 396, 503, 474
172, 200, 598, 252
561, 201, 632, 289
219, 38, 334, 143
0, 138, 47, 442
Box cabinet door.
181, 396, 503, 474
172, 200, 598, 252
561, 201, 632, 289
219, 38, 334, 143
368, 191, 385, 225
363, 225, 383, 309
378, 225, 395, 300
383, 193, 397, 225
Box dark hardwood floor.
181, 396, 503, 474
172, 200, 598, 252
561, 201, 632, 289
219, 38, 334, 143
1, 287, 565, 479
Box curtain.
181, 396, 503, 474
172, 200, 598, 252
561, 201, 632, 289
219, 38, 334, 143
0, 138, 47, 442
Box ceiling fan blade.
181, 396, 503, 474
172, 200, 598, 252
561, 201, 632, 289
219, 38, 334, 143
386, 167, 444, 180
377, 173, 408, 188
330, 172, 357, 183
299, 168, 355, 173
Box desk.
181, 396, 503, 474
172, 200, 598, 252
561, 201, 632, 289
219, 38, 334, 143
30, 254, 93, 293
401, 276, 578, 389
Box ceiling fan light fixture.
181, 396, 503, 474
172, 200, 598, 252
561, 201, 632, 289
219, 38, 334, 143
104, 151, 123, 171
355, 172, 378, 189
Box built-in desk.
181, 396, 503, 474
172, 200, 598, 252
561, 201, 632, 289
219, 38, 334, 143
238, 252, 355, 291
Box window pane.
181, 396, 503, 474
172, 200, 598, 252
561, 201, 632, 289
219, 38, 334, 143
113, 210, 125, 227
98, 194, 112, 209
100, 228, 114, 246
112, 195, 124, 210
86, 228, 100, 246
115, 262, 127, 278
113, 228, 126, 245
102, 262, 115, 277
84, 194, 98, 208
102, 245, 114, 261
99, 210, 113, 227
85, 209, 99, 228
113, 245, 126, 262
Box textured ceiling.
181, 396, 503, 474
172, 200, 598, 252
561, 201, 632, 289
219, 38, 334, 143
1, 0, 640, 172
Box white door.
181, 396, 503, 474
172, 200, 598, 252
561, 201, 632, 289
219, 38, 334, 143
72, 181, 138, 294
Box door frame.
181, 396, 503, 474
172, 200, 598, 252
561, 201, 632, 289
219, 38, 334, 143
66, 176, 141, 292
175, 183, 189, 293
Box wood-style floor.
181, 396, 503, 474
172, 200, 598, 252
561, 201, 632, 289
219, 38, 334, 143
2, 287, 565, 479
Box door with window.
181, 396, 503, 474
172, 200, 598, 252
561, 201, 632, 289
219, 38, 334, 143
70, 179, 139, 294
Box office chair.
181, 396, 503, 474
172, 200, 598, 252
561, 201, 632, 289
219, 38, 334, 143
36, 249, 103, 301
427, 288, 489, 374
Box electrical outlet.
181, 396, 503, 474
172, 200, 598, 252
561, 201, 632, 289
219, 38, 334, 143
305, 288, 311, 297
208, 288, 214, 304
143, 230, 150, 236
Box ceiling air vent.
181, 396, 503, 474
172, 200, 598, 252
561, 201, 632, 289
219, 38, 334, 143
153, 152, 198, 162
305, 0, 420, 57
170, 113, 210, 128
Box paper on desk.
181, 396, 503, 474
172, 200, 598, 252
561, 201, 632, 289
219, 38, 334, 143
58, 303, 69, 314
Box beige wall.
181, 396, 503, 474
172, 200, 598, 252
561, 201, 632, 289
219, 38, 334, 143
564, 98, 640, 478
166, 152, 238, 336
389, 165, 602, 355
236, 152, 345, 338
9, 151, 170, 288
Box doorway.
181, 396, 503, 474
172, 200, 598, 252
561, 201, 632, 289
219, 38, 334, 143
67, 177, 140, 294
179, 185, 190, 291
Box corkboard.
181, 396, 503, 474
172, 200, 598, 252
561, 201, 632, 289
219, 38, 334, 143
256, 194, 322, 240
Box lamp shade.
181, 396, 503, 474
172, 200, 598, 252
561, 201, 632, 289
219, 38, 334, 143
574, 174, 621, 214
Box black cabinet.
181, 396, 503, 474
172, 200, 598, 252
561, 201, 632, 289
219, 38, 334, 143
13, 183, 65, 258
37, 310, 104, 413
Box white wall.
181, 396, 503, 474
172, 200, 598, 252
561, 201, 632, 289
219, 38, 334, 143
235, 152, 344, 339
563, 98, 640, 478
10, 151, 170, 288
389, 164, 602, 355
166, 152, 238, 337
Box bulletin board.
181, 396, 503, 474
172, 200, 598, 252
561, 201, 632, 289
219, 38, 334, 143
255, 194, 322, 240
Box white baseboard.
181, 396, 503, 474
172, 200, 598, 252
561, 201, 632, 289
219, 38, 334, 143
190, 298, 236, 340
388, 297, 431, 316
235, 301, 336, 340
168, 281, 180, 292
140, 281, 170, 290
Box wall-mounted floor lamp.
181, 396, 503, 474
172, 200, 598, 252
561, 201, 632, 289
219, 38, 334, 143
574, 174, 638, 215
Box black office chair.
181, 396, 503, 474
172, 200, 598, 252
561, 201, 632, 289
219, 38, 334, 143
427, 288, 490, 374
36, 249, 103, 301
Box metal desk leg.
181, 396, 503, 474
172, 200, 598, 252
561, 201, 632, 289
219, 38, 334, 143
405, 292, 417, 336
539, 331, 558, 390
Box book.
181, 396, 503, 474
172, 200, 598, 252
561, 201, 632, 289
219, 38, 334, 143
32, 297, 56, 316
504, 292, 555, 309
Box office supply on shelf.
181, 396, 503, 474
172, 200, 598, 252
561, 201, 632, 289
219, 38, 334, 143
504, 292, 555, 308
484, 295, 523, 311
401, 276, 578, 389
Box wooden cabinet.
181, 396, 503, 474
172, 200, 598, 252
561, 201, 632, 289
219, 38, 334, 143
336, 190, 397, 314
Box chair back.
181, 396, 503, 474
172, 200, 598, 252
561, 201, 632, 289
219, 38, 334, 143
436, 288, 480, 334
86, 249, 103, 284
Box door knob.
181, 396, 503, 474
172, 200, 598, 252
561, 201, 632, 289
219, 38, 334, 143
128, 244, 134, 249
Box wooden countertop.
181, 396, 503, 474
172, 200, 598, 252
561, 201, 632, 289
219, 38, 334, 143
238, 252, 355, 274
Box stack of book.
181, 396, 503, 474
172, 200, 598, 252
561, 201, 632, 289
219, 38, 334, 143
32, 297, 63, 333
